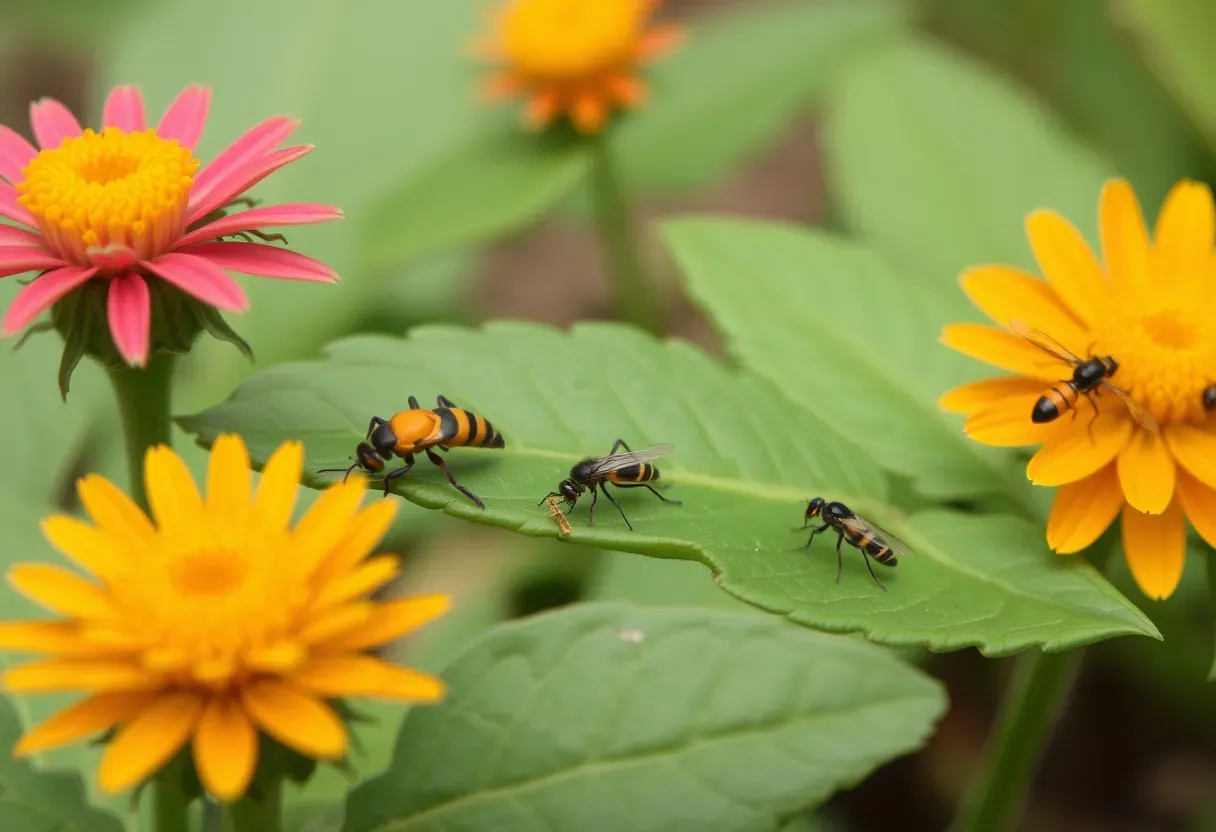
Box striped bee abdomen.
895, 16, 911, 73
435, 407, 506, 449
607, 462, 659, 485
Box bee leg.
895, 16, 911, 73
366, 416, 389, 438
587, 485, 599, 526
608, 438, 632, 455
408, 395, 421, 410
381, 455, 416, 497
1083, 390, 1101, 442
599, 483, 634, 532
861, 550, 888, 592
423, 448, 485, 509
614, 483, 682, 506
537, 491, 562, 507
436, 394, 457, 408
801, 523, 829, 550
835, 531, 846, 584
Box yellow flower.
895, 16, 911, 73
473, 0, 683, 134
0, 435, 448, 801
939, 179, 1216, 600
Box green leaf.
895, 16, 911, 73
360, 130, 589, 270
662, 217, 1029, 506
614, 0, 909, 191
342, 603, 947, 832
177, 322, 1158, 653
823, 36, 1113, 284
1117, 0, 1216, 152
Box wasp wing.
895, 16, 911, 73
584, 444, 675, 476
1101, 383, 1160, 433
837, 513, 916, 559
1007, 319, 1083, 367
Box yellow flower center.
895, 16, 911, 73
500, 0, 646, 79
16, 126, 199, 266
170, 550, 249, 597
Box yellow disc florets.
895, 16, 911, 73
499, 0, 649, 80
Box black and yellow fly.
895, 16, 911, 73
800, 497, 913, 592
539, 439, 680, 531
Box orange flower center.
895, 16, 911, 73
170, 550, 249, 597
16, 127, 199, 266
500, 0, 647, 79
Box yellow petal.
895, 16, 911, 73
310, 555, 399, 610
963, 401, 1071, 447
297, 603, 373, 645
8, 564, 115, 619
1164, 423, 1216, 490
0, 621, 124, 657
1025, 209, 1111, 325
938, 376, 1048, 415
1100, 179, 1151, 298
1177, 468, 1216, 550
14, 691, 156, 756
1153, 180, 1214, 291
959, 265, 1087, 349
940, 323, 1060, 380
1121, 496, 1185, 600
571, 92, 607, 134
207, 434, 252, 534
243, 641, 305, 673
3, 658, 157, 693
99, 690, 203, 793
377, 663, 446, 702
193, 697, 257, 802
1046, 464, 1123, 553
313, 595, 451, 652
289, 480, 368, 578
1116, 428, 1176, 514
144, 445, 204, 537
294, 655, 445, 702
312, 500, 397, 586
253, 441, 303, 534
1026, 410, 1132, 486
76, 474, 154, 543
40, 516, 125, 579
241, 678, 346, 759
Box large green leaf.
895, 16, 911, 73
662, 217, 1029, 507
1118, 0, 1216, 152
177, 322, 1157, 653
342, 603, 947, 832
613, 0, 908, 191
823, 36, 1113, 284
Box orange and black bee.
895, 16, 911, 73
318, 394, 504, 508
800, 497, 913, 592
539, 439, 680, 531
1009, 320, 1157, 432
1203, 384, 1216, 413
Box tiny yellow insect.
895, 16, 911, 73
545, 494, 572, 536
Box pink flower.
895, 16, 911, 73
0, 84, 342, 366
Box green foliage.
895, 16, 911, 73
341, 603, 947, 832
178, 323, 1157, 654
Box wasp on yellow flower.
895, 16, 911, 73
0, 435, 447, 801
472, 0, 684, 134
939, 179, 1216, 600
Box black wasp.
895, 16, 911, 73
539, 439, 681, 531
800, 497, 913, 592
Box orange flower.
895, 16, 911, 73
473, 0, 683, 134
939, 179, 1216, 600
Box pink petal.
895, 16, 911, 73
142, 252, 248, 312
107, 273, 151, 367
178, 241, 337, 283
101, 85, 146, 132
87, 245, 137, 271
0, 225, 46, 247
29, 98, 83, 150
0, 125, 37, 184
177, 203, 343, 247
156, 85, 211, 151
0, 246, 68, 278
193, 116, 300, 196
2, 265, 97, 334
0, 182, 36, 228
186, 145, 313, 226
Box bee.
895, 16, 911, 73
539, 439, 681, 531
799, 497, 913, 592
318, 394, 504, 508
1008, 319, 1157, 432
1204, 385, 1216, 413
545, 495, 573, 536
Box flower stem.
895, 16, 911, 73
1206, 549, 1216, 681
105, 353, 175, 507
587, 134, 663, 335
230, 778, 284, 832
151, 765, 192, 832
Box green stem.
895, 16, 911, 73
587, 134, 663, 335
105, 352, 175, 507
230, 778, 284, 832
150, 765, 192, 832
1206, 548, 1216, 682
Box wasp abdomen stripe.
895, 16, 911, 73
434, 407, 460, 445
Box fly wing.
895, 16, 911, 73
585, 444, 675, 475
1007, 319, 1083, 366
838, 513, 916, 559
1102, 383, 1160, 433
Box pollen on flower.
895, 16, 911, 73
500, 0, 647, 79
17, 127, 199, 266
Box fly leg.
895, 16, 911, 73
835, 531, 846, 585
380, 454, 415, 497
1082, 389, 1102, 442
861, 549, 888, 592
424, 448, 485, 509
598, 483, 634, 531
608, 438, 631, 455
613, 482, 682, 506
801, 522, 830, 550
587, 484, 600, 526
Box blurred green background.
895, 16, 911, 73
2, 0, 1216, 830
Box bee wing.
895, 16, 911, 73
585, 444, 675, 475
838, 513, 916, 559
1007, 319, 1083, 366
1101, 382, 1160, 433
